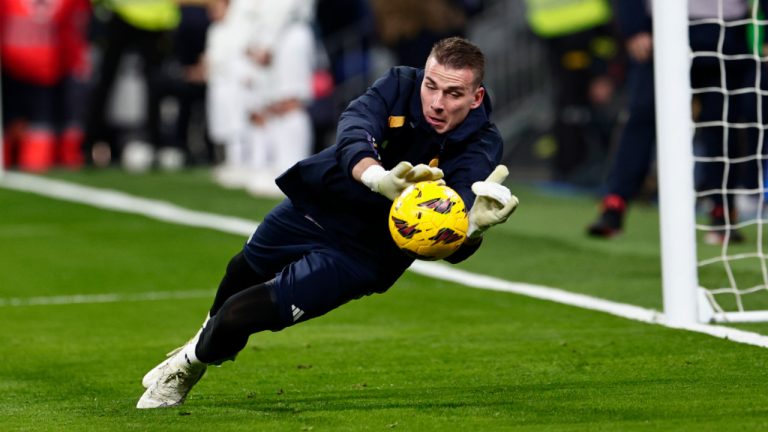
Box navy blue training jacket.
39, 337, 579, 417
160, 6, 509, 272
276, 66, 504, 263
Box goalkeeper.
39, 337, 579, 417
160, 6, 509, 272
137, 37, 518, 409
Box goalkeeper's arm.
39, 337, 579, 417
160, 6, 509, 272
353, 157, 444, 200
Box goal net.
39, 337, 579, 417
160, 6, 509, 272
656, 0, 768, 323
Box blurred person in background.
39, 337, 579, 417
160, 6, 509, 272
371, 0, 479, 68
207, 0, 316, 197
243, 0, 316, 197
586, 0, 768, 244
82, 0, 180, 169
204, 0, 250, 185
159, 0, 214, 168
524, 0, 621, 187
1, 0, 91, 172
312, 0, 375, 153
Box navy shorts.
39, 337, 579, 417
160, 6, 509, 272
243, 199, 411, 326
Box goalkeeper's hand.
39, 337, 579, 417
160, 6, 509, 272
467, 165, 519, 239
361, 161, 444, 200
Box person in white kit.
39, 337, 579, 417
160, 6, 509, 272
205, 0, 255, 188
242, 0, 316, 197
206, 0, 316, 194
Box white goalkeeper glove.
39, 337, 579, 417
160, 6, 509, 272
467, 165, 519, 239
361, 161, 444, 200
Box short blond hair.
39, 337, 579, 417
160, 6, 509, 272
428, 37, 485, 88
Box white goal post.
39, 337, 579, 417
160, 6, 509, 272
656, 0, 768, 323
654, 0, 700, 325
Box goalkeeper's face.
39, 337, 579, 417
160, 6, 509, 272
420, 57, 485, 134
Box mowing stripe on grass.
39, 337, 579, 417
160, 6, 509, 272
4, 171, 768, 349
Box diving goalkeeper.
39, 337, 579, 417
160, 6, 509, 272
137, 36, 519, 408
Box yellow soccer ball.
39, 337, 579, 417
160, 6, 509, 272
388, 181, 468, 260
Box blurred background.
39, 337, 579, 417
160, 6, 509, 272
0, 0, 629, 193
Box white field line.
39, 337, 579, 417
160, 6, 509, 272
3, 172, 768, 349
0, 171, 258, 236
0, 290, 214, 307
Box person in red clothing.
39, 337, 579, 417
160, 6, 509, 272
1, 0, 91, 172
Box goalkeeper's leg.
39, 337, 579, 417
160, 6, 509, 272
208, 251, 274, 317
137, 278, 282, 409
195, 279, 283, 364
140, 251, 268, 389
195, 245, 410, 364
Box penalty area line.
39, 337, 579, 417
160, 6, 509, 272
3, 172, 768, 349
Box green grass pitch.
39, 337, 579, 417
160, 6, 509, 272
2, 169, 768, 431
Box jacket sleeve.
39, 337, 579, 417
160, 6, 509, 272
334, 67, 404, 176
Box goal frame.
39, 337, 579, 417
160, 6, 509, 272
654, 0, 702, 325
655, 0, 768, 324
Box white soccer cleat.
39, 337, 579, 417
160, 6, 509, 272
136, 352, 207, 409
141, 346, 184, 389
142, 315, 210, 389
